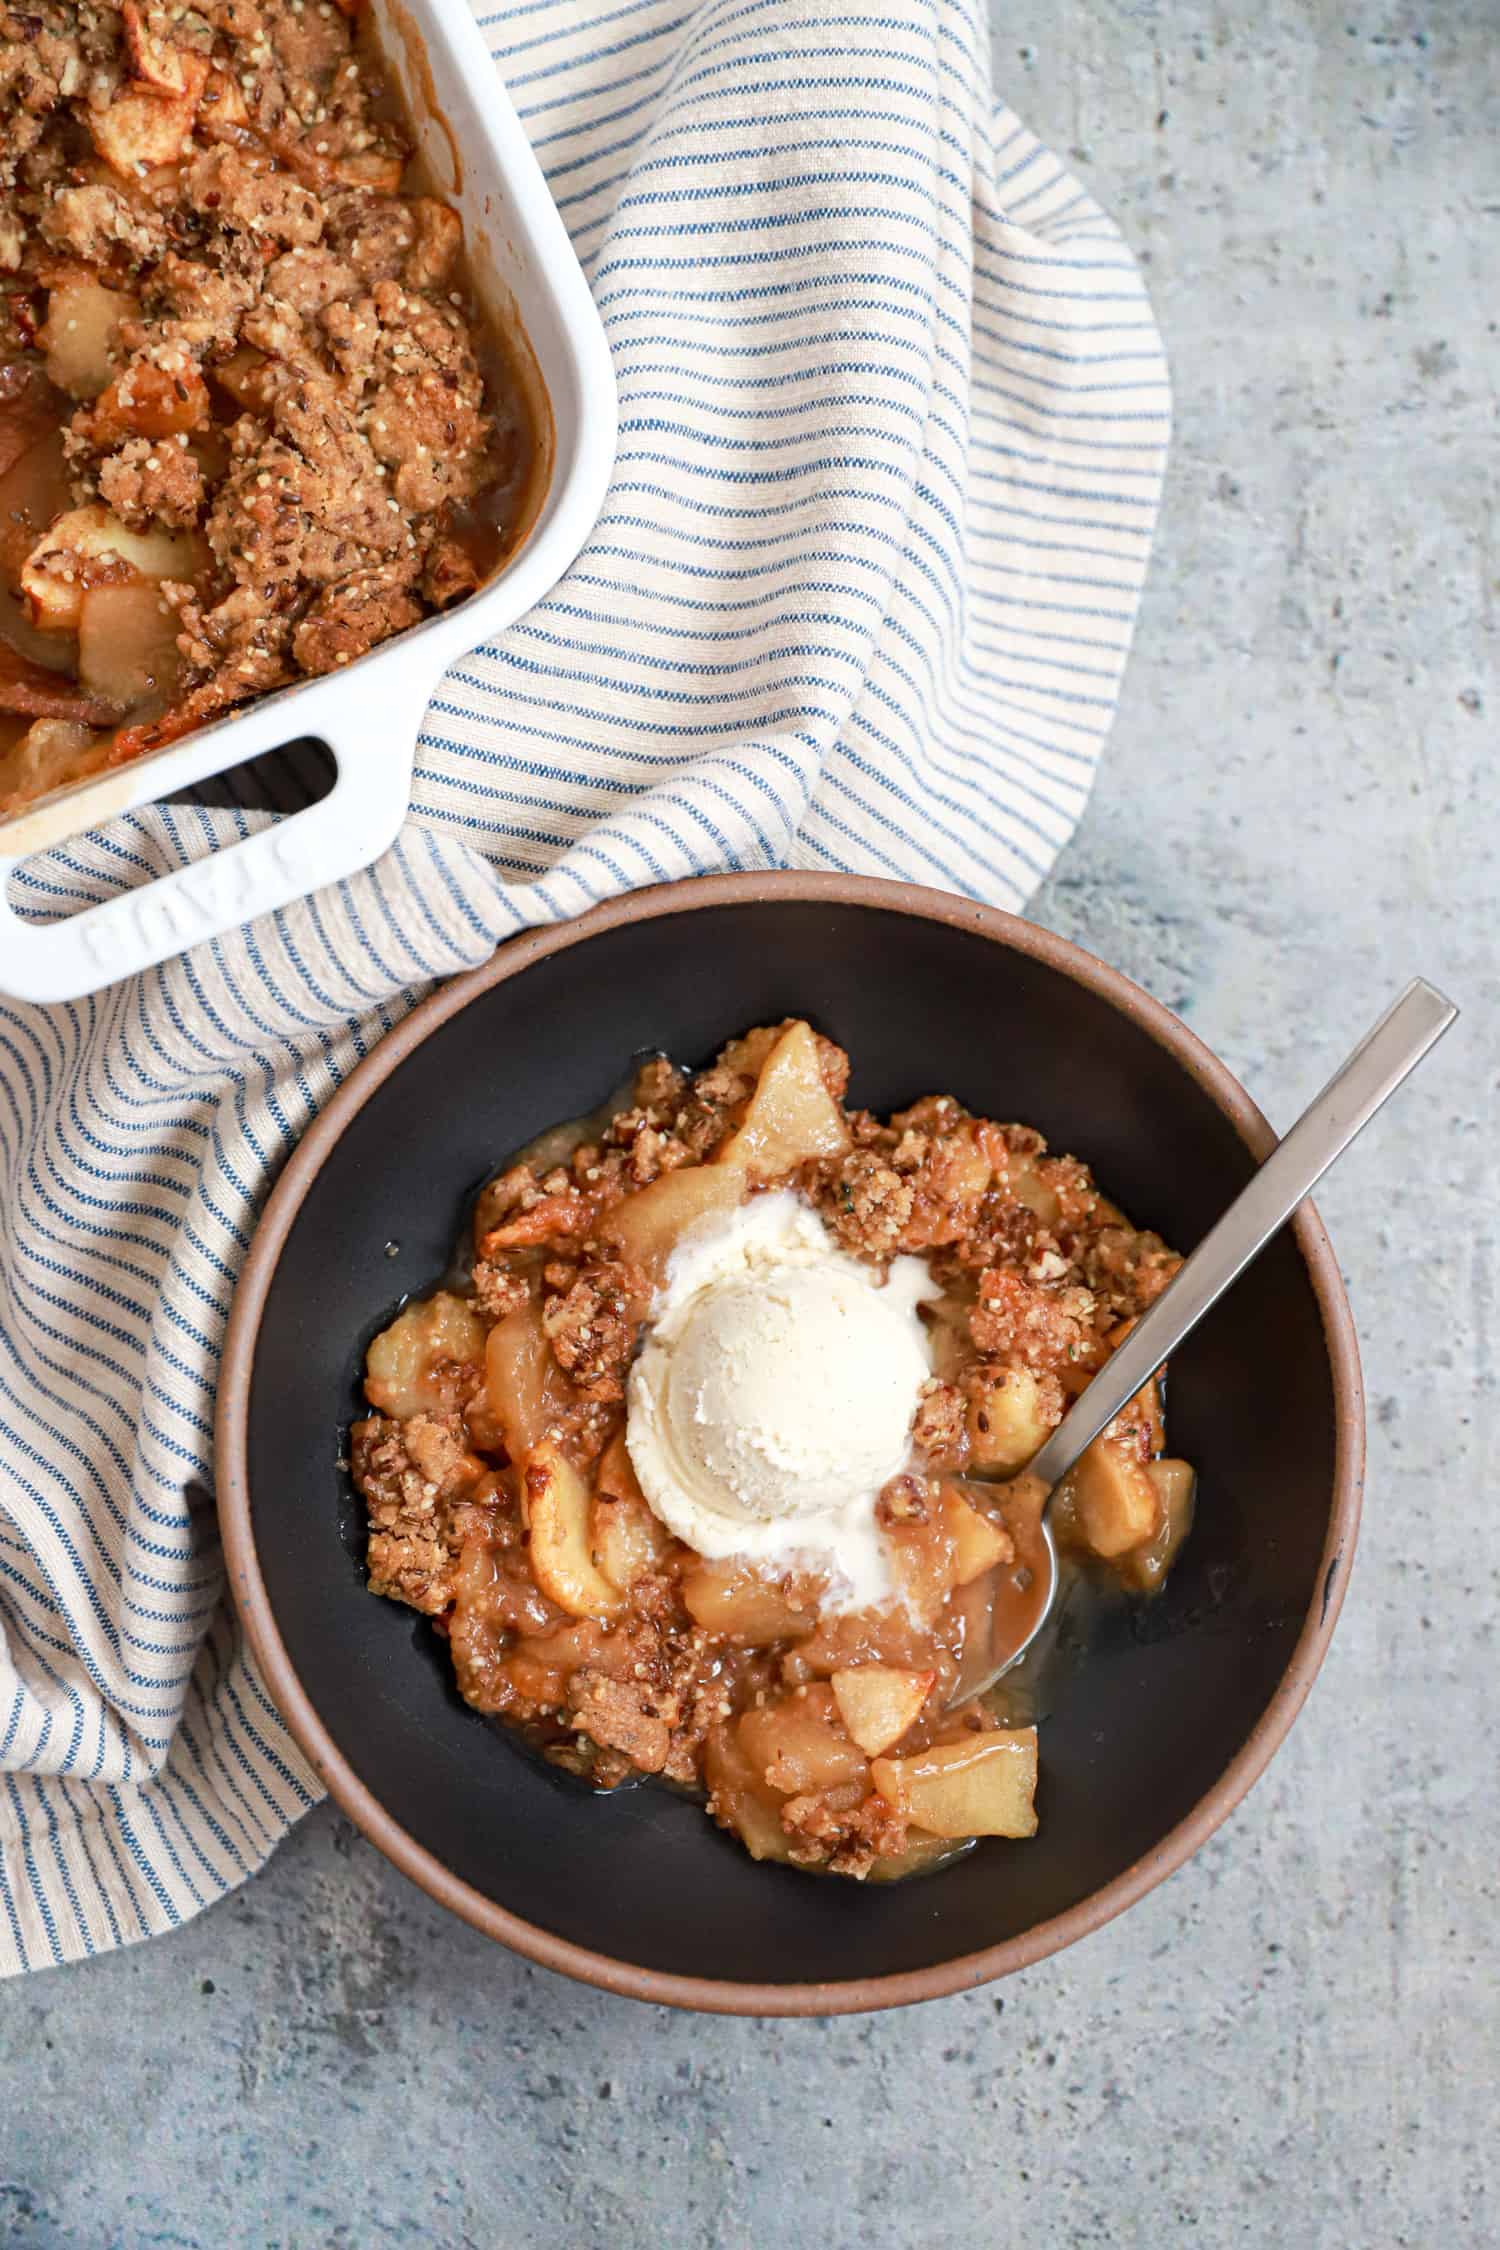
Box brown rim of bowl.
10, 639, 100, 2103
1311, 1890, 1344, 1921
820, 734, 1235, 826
215, 870, 1366, 2018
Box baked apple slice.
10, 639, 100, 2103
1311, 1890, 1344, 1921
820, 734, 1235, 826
943, 1490, 1013, 1587
78, 583, 182, 710
598, 1162, 745, 1286
590, 1431, 673, 1592
37, 278, 138, 401
830, 1664, 935, 1757
715, 1020, 850, 1179
483, 1299, 572, 1461
522, 1440, 624, 1621
872, 1729, 1039, 1839
21, 507, 201, 634
364, 1290, 485, 1421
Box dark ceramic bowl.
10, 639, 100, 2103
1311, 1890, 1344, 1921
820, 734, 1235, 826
216, 873, 1364, 2014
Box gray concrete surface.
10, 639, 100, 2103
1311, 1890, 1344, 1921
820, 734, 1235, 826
3, 3, 1496, 2243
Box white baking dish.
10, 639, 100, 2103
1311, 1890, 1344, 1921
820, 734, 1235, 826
0, 0, 616, 1006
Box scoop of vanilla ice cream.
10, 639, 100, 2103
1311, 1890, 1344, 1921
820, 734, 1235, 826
665, 1262, 928, 1521
625, 1191, 938, 1607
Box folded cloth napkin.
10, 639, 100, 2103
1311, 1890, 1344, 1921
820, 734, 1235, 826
0, 0, 1168, 1972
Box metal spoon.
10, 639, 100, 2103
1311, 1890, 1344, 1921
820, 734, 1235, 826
954, 977, 1458, 1701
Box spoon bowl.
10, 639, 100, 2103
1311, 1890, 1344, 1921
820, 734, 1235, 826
952, 976, 1456, 1703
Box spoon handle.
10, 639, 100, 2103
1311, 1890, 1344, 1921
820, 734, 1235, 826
1026, 978, 1458, 1492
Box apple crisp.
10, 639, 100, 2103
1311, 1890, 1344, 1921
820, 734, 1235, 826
0, 0, 540, 816
350, 1022, 1197, 1881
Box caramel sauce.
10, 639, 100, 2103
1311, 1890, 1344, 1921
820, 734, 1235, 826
989, 1471, 1054, 1664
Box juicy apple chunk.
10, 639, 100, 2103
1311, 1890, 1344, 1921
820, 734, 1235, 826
591, 1431, 673, 1591
872, 1729, 1039, 1839
830, 1664, 935, 1756
867, 1832, 968, 1882
681, 1557, 817, 1645
737, 1686, 869, 1794
78, 583, 182, 711
943, 1489, 1013, 1587
704, 1724, 797, 1864
483, 1299, 573, 1460
88, 67, 207, 174
598, 1162, 745, 1287
21, 507, 201, 634
521, 1440, 623, 1621
84, 359, 211, 446
714, 1020, 850, 1179
364, 1290, 485, 1420
1118, 1458, 1196, 1594
884, 1501, 958, 1624
1064, 1429, 1160, 1559
38, 279, 138, 400
500, 1615, 608, 1709
1006, 1157, 1061, 1225
967, 1364, 1054, 1474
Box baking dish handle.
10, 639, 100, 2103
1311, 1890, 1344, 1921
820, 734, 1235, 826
0, 665, 431, 1007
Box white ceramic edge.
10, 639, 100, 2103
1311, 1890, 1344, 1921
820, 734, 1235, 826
0, 0, 617, 1006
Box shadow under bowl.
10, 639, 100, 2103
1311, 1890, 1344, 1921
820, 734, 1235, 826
216, 873, 1364, 2015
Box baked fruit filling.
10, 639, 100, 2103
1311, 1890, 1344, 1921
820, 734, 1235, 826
350, 1022, 1197, 1881
0, 0, 539, 816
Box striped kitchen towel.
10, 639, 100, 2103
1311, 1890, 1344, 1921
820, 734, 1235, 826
0, 0, 1169, 1971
